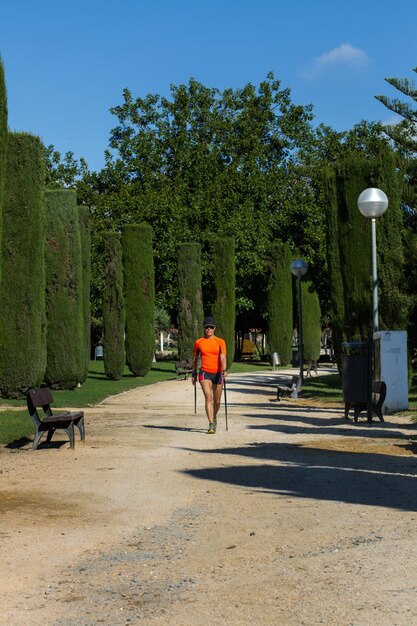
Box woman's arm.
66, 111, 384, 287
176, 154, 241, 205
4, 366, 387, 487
191, 345, 199, 385
220, 348, 227, 377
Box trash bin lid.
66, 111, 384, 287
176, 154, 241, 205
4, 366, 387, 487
341, 341, 367, 355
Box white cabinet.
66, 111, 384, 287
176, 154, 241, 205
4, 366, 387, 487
373, 330, 408, 413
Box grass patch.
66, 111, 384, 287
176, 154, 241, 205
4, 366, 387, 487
229, 360, 272, 374
0, 410, 31, 446
0, 361, 178, 445
302, 373, 343, 402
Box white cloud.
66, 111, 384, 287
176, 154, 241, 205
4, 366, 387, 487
301, 43, 370, 80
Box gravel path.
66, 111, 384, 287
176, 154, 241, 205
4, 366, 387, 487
2, 367, 417, 625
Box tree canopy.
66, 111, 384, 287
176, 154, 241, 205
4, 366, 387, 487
73, 74, 327, 329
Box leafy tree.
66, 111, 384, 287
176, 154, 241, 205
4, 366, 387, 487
44, 145, 90, 190
266, 242, 293, 365
212, 237, 235, 369
375, 70, 417, 153
84, 74, 321, 328
0, 133, 46, 397
44, 190, 84, 389
102, 232, 125, 379
177, 243, 204, 362
122, 223, 155, 376
375, 68, 417, 216
155, 305, 171, 352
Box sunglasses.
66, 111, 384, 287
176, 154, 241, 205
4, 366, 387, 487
204, 325, 215, 329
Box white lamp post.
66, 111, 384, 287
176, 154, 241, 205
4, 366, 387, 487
291, 259, 308, 382
357, 188, 388, 333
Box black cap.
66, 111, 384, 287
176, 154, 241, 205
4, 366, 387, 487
203, 316, 216, 327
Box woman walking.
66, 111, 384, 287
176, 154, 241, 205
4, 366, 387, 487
192, 316, 228, 434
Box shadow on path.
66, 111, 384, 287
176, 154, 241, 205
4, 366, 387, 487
143, 424, 206, 434
180, 441, 417, 511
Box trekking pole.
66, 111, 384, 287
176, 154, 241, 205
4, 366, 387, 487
223, 375, 228, 431
194, 350, 200, 415
194, 377, 197, 414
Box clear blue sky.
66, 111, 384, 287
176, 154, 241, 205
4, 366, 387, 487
1, 0, 416, 172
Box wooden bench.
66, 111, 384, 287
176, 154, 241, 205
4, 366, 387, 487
344, 380, 387, 423
175, 361, 194, 380
27, 387, 85, 450
276, 375, 302, 401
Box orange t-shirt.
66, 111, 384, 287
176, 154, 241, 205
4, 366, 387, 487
194, 336, 226, 374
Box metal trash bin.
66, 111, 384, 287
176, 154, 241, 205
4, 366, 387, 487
272, 352, 280, 371
341, 341, 370, 405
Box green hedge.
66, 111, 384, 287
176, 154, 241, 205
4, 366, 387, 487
0, 133, 46, 397
103, 232, 125, 379
122, 224, 155, 377
44, 190, 84, 389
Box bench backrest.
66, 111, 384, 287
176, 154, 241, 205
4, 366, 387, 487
291, 375, 302, 389
176, 361, 192, 369
27, 387, 54, 411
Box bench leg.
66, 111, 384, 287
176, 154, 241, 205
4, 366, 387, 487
65, 423, 75, 449
46, 428, 55, 444
75, 416, 85, 441
32, 429, 44, 450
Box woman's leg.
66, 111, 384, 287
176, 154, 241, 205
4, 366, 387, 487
200, 379, 214, 423
212, 382, 223, 421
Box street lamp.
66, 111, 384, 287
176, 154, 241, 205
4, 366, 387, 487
291, 259, 308, 383
357, 188, 388, 333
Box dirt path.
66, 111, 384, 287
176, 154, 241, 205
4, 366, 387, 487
2, 368, 417, 625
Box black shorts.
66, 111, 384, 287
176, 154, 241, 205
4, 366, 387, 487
198, 370, 223, 385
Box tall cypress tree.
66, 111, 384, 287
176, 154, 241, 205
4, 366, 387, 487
336, 154, 372, 340
301, 280, 322, 363
320, 166, 345, 362
0, 58, 6, 263
103, 232, 125, 379
0, 133, 46, 397
266, 242, 293, 365
122, 223, 155, 377
368, 144, 409, 330
78, 205, 91, 382
212, 237, 236, 369
177, 243, 204, 362
320, 149, 409, 365
44, 190, 84, 389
